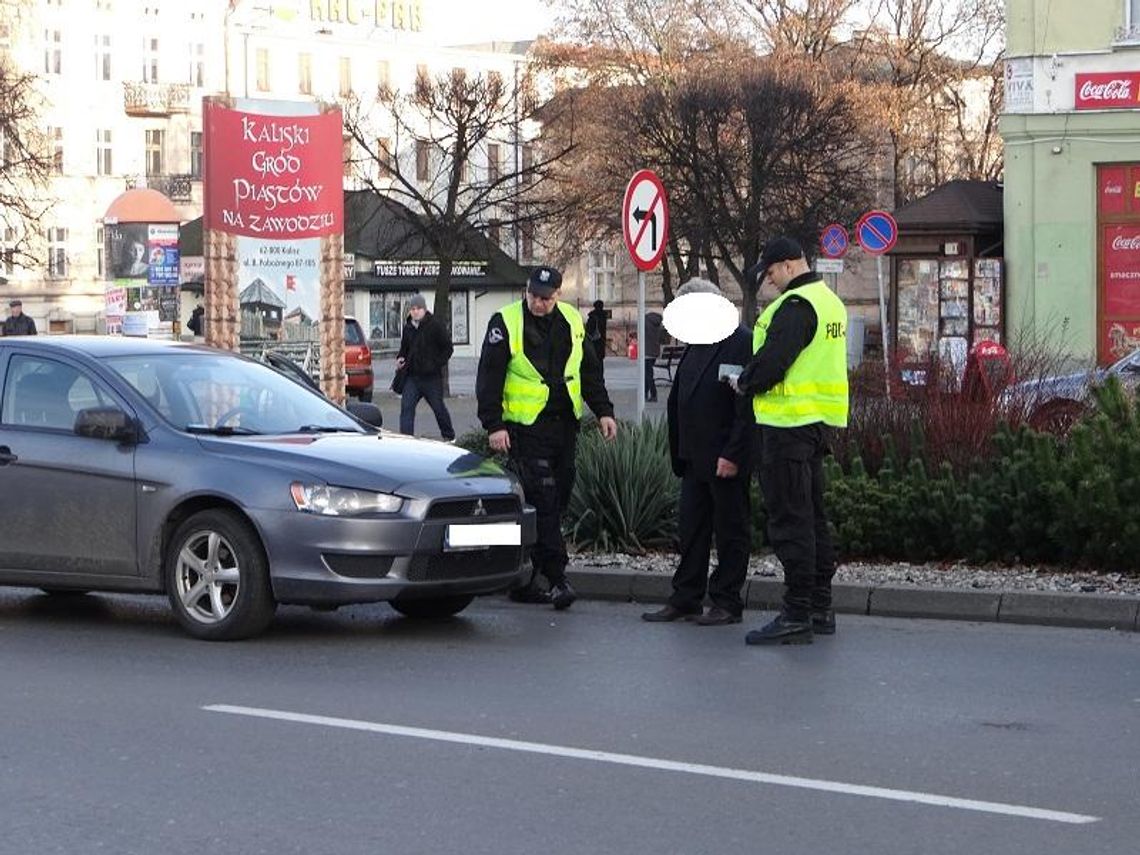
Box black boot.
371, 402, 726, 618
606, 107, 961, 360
811, 609, 836, 635
745, 612, 814, 645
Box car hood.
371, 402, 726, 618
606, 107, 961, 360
196, 431, 511, 494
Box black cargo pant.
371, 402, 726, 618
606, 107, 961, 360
756, 424, 837, 620
508, 417, 579, 588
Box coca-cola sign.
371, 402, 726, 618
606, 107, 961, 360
1112, 234, 1140, 251
1103, 225, 1140, 316
1076, 72, 1140, 110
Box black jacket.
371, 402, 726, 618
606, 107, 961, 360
1, 314, 37, 336
397, 312, 453, 378
476, 300, 614, 434
667, 327, 754, 480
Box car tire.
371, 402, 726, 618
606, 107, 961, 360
165, 509, 276, 641
358, 386, 374, 403
389, 594, 475, 619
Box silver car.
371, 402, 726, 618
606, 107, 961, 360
1002, 348, 1140, 433
0, 337, 535, 639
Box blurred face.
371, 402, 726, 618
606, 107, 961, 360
526, 289, 559, 317
409, 305, 426, 322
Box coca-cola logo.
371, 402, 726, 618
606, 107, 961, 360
1104, 183, 1124, 195
1080, 79, 1133, 101
1111, 234, 1140, 251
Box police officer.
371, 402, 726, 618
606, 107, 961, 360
1, 300, 37, 336
732, 237, 848, 645
476, 266, 619, 609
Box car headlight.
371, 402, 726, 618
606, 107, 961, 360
290, 483, 404, 516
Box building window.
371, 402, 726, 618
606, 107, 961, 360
48, 127, 63, 174
47, 227, 68, 279
339, 57, 353, 96
44, 29, 62, 75
415, 139, 429, 181
96, 226, 105, 278
255, 48, 270, 92
377, 59, 390, 92
143, 36, 160, 83
0, 21, 10, 49
0, 228, 14, 277
145, 129, 164, 175
298, 53, 312, 94
190, 42, 205, 87
377, 137, 393, 177
96, 129, 112, 176
487, 143, 501, 183
95, 34, 112, 81
589, 248, 616, 303
190, 131, 203, 178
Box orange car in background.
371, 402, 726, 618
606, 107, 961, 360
344, 316, 374, 402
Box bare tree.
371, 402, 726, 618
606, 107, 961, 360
342, 66, 579, 356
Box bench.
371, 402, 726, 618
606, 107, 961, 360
652, 344, 686, 385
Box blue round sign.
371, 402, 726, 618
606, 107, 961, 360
820, 224, 848, 259
856, 210, 898, 256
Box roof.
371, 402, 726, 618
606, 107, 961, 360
239, 278, 286, 309
893, 180, 1004, 234
104, 188, 181, 224
0, 335, 211, 358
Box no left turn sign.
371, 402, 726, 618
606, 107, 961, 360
622, 170, 669, 272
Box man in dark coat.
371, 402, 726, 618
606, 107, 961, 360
396, 294, 455, 441
644, 310, 663, 402
643, 279, 754, 626
585, 299, 608, 363
1, 300, 37, 336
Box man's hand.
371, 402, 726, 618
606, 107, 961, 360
488, 429, 511, 453
715, 457, 739, 479
598, 416, 618, 441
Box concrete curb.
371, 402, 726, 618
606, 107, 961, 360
566, 566, 1140, 632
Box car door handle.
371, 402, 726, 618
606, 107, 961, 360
0, 446, 17, 465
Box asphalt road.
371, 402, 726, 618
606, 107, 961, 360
0, 590, 1137, 855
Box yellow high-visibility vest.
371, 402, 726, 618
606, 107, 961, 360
752, 279, 849, 428
500, 300, 585, 424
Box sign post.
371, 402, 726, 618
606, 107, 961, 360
622, 170, 670, 423
855, 210, 898, 397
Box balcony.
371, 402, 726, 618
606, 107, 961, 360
125, 174, 196, 203
123, 82, 191, 116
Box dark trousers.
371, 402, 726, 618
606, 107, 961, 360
400, 374, 455, 440
671, 470, 750, 614
509, 419, 578, 587
758, 449, 836, 620
644, 357, 657, 401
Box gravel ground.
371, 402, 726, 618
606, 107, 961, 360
573, 552, 1140, 596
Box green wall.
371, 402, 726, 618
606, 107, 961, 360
1007, 0, 1122, 56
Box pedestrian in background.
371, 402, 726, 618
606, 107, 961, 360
733, 237, 848, 645
1, 300, 37, 336
585, 299, 608, 363
477, 266, 618, 610
396, 294, 455, 442
643, 279, 752, 626
644, 310, 663, 402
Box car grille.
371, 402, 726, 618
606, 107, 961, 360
425, 496, 520, 520
406, 547, 521, 582
323, 554, 395, 579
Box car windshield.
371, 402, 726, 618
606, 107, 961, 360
104, 352, 365, 436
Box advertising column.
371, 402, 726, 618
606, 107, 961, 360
203, 97, 345, 402
1097, 164, 1140, 364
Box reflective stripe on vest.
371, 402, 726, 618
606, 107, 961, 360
752, 279, 849, 428
500, 300, 585, 425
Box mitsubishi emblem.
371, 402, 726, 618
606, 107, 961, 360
472, 499, 487, 517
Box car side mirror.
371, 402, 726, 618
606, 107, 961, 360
75, 406, 140, 443
346, 401, 383, 429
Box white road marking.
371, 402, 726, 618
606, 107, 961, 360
203, 704, 1099, 825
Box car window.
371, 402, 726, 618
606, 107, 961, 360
105, 352, 363, 435
1, 355, 113, 431
344, 320, 365, 345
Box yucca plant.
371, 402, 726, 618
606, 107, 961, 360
565, 417, 679, 553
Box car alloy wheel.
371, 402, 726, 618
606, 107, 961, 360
166, 509, 276, 640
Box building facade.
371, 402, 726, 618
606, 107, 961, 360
1001, 0, 1140, 364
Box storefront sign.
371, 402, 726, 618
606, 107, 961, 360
1103, 225, 1140, 316
1075, 72, 1140, 110
373, 259, 488, 278
308, 0, 424, 31
180, 256, 205, 281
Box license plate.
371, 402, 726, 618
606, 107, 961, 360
445, 523, 522, 549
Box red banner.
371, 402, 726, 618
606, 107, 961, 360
1075, 72, 1140, 110
204, 101, 343, 240
1104, 225, 1140, 316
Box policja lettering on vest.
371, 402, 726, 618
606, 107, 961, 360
732, 236, 849, 646
475, 265, 619, 610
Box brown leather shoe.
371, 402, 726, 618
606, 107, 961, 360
694, 606, 743, 626
641, 604, 700, 622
